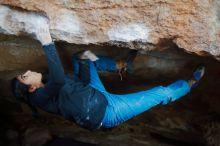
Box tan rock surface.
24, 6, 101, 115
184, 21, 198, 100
0, 0, 220, 59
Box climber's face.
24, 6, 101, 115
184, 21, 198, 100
17, 70, 43, 92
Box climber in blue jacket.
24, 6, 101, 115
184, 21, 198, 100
11, 22, 205, 130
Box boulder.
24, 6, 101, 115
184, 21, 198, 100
0, 0, 220, 60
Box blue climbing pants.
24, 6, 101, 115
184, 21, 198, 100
72, 54, 191, 128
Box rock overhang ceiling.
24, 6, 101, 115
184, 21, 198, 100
0, 0, 220, 60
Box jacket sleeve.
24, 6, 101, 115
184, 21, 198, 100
30, 43, 65, 103
43, 43, 65, 82
41, 42, 65, 97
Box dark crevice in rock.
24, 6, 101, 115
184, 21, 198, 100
99, 40, 156, 51
150, 132, 206, 146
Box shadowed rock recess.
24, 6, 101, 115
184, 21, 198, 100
0, 1, 220, 146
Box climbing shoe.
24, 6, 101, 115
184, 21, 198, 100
190, 64, 205, 88
79, 50, 99, 61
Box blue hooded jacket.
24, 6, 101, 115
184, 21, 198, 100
28, 43, 108, 130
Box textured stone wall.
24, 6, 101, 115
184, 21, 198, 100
0, 35, 46, 71
0, 0, 220, 60
1, 2, 220, 146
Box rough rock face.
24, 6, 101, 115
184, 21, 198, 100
1, 2, 220, 146
0, 0, 220, 59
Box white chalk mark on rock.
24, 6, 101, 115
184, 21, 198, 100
0, 5, 48, 36
107, 23, 150, 42
50, 10, 85, 42
0, 5, 10, 33
51, 11, 81, 34
0, 5, 86, 43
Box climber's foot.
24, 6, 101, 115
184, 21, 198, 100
79, 50, 99, 61
188, 64, 205, 88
